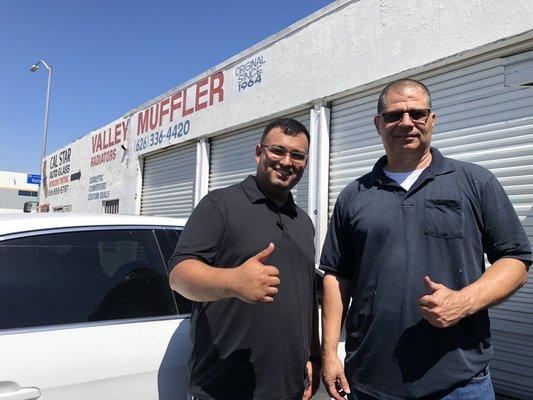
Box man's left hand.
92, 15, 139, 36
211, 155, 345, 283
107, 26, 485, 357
418, 276, 471, 328
302, 360, 320, 400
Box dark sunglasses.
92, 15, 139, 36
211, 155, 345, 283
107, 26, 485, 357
380, 108, 431, 124
260, 144, 308, 162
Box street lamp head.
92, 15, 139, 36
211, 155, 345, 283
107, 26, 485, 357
29, 60, 51, 72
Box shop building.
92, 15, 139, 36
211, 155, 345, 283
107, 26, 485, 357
0, 171, 39, 213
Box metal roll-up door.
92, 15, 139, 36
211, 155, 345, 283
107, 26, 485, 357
209, 112, 310, 212
329, 56, 533, 399
140, 142, 196, 218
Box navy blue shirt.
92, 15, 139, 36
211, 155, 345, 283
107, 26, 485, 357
320, 148, 532, 399
170, 176, 316, 400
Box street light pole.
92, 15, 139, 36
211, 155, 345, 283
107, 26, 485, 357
30, 60, 52, 189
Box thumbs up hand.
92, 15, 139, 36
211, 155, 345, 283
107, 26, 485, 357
228, 243, 280, 304
418, 276, 470, 328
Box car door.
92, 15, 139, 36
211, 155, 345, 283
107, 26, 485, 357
0, 226, 190, 400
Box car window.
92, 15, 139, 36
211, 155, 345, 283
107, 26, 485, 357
0, 229, 177, 330
155, 228, 181, 264
154, 228, 193, 315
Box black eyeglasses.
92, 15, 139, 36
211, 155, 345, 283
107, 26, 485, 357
380, 109, 431, 124
260, 144, 308, 163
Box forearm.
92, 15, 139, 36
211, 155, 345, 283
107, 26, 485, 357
321, 273, 350, 357
460, 258, 529, 316
169, 259, 235, 302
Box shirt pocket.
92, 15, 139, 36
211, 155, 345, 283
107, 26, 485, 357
424, 199, 464, 239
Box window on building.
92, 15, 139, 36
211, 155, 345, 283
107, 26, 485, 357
0, 229, 177, 330
103, 199, 119, 214
18, 190, 38, 197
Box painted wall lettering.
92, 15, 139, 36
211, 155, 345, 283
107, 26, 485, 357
235, 55, 266, 92
88, 174, 109, 200
47, 147, 72, 196
136, 71, 224, 137
90, 118, 130, 167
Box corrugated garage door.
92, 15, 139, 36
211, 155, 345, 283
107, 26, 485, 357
209, 112, 310, 212
329, 56, 533, 399
140, 142, 196, 218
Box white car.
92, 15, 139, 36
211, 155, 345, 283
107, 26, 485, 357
0, 213, 190, 400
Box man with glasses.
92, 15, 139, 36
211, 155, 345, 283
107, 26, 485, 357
320, 78, 531, 399
169, 118, 320, 400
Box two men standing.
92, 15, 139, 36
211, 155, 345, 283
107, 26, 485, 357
170, 79, 531, 400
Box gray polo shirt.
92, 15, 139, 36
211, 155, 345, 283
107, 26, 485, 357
170, 175, 315, 400
320, 148, 532, 399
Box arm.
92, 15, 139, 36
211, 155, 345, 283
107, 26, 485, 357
169, 243, 281, 303
419, 174, 531, 328
321, 273, 351, 400
419, 258, 528, 328
460, 257, 528, 311
169, 259, 234, 302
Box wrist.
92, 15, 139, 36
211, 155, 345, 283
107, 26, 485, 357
321, 345, 339, 358
223, 268, 238, 298
459, 285, 479, 317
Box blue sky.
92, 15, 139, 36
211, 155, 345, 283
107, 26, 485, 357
0, 0, 332, 174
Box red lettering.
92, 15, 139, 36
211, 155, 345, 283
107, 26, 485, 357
149, 104, 159, 130
209, 71, 224, 106
49, 175, 70, 187
159, 98, 170, 126
114, 123, 122, 145
170, 92, 182, 122
91, 134, 100, 153
182, 86, 195, 117
109, 127, 116, 146
90, 148, 116, 167
137, 109, 150, 135
96, 135, 102, 152
122, 119, 130, 142
195, 77, 209, 111
102, 128, 110, 150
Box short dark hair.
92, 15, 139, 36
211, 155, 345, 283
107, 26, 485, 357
377, 78, 432, 114
261, 118, 310, 145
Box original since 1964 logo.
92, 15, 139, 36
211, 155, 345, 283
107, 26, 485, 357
235, 54, 266, 92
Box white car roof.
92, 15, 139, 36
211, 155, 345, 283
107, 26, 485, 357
0, 213, 187, 237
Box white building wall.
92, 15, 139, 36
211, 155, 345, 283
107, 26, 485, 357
39, 117, 134, 213
40, 0, 533, 214
0, 171, 39, 192
0, 171, 39, 213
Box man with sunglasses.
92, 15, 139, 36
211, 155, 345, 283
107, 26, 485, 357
169, 118, 320, 400
320, 78, 531, 400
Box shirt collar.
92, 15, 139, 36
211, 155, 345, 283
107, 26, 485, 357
370, 147, 455, 185
241, 175, 296, 210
